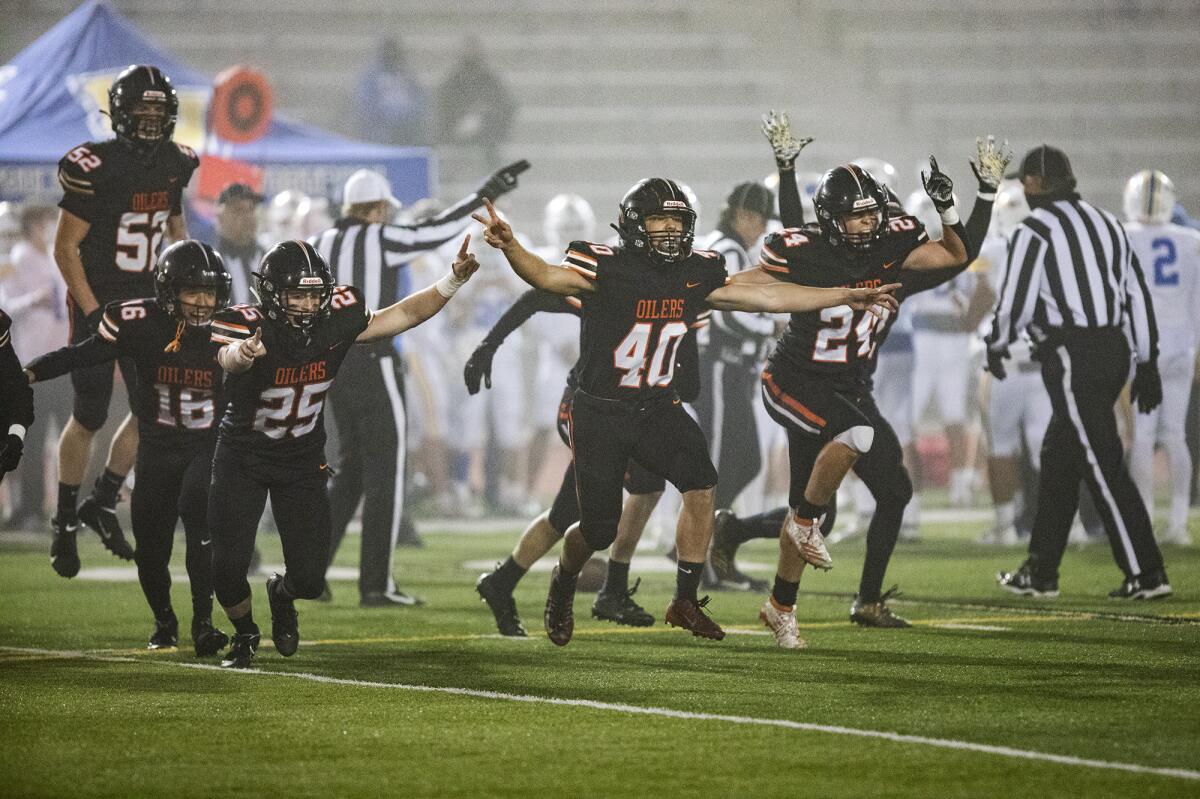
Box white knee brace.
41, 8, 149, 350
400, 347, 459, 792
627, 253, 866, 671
834, 425, 874, 454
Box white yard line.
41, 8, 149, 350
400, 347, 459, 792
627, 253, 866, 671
2, 645, 1197, 783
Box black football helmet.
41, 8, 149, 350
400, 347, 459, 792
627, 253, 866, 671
614, 178, 697, 263
109, 65, 178, 156
154, 240, 231, 325
813, 164, 891, 252
253, 240, 335, 338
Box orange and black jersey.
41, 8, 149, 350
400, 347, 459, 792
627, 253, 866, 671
209, 286, 372, 459
57, 139, 199, 301
760, 216, 927, 392
563, 240, 726, 402
25, 298, 221, 441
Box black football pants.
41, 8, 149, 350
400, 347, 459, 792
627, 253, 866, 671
327, 347, 411, 597
695, 352, 762, 509
1027, 329, 1163, 580
131, 437, 215, 621
209, 443, 331, 607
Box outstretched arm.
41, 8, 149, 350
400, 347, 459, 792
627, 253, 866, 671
24, 334, 119, 384
707, 275, 900, 316
472, 198, 595, 296
357, 234, 481, 342
464, 289, 579, 394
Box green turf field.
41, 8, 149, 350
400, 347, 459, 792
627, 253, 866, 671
1, 519, 1197, 798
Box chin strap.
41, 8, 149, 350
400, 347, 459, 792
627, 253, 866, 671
163, 320, 185, 353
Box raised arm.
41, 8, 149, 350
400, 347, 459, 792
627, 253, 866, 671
357, 234, 481, 343
472, 198, 595, 296
761, 110, 813, 228
901, 157, 970, 271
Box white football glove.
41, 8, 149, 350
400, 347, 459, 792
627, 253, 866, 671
969, 135, 1013, 193
761, 109, 814, 170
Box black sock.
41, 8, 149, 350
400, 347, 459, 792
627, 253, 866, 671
92, 469, 125, 508
154, 606, 177, 626
492, 556, 527, 594
231, 613, 258, 637
191, 596, 213, 622
740, 507, 790, 542
793, 496, 824, 521
772, 575, 799, 608
675, 560, 704, 600
56, 483, 79, 520
277, 574, 299, 601
601, 559, 630, 595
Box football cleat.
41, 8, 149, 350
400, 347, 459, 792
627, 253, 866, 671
360, 589, 424, 608
996, 559, 1059, 598
1108, 569, 1172, 600
476, 569, 527, 637
49, 515, 81, 578
850, 586, 911, 628
759, 598, 805, 649
220, 631, 260, 669
591, 578, 654, 627
266, 574, 299, 657
665, 595, 725, 640
707, 510, 769, 591
77, 495, 135, 561
785, 514, 832, 571
148, 616, 179, 650
191, 618, 230, 657
543, 565, 577, 647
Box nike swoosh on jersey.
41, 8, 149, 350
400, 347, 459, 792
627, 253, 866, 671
883, 260, 897, 269
686, 281, 702, 288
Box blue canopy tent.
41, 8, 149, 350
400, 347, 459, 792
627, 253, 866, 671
0, 0, 432, 207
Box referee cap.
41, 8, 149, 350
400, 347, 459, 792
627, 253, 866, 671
1018, 144, 1073, 181
343, 169, 400, 209
724, 181, 777, 220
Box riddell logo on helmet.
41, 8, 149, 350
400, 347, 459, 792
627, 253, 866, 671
298, 277, 324, 286
852, 198, 876, 210
662, 200, 688, 210
141, 90, 167, 101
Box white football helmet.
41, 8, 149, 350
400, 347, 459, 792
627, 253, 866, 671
0, 202, 19, 256
992, 180, 1030, 239
296, 195, 334, 238
542, 193, 596, 251
1123, 169, 1176, 225
852, 157, 899, 195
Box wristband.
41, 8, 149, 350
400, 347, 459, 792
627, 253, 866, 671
436, 272, 469, 299
976, 190, 997, 202
939, 206, 960, 226
8, 424, 26, 441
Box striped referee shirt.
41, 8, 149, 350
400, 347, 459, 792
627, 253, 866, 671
696, 229, 774, 358
308, 193, 481, 311
987, 195, 1159, 363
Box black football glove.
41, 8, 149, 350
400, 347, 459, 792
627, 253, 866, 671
1130, 359, 1163, 414
85, 307, 104, 333
0, 434, 23, 472
478, 160, 530, 202
985, 346, 1009, 381
921, 156, 955, 213
464, 341, 497, 395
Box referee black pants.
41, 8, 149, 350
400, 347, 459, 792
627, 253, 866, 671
327, 346, 410, 597
695, 350, 762, 509
1029, 328, 1163, 580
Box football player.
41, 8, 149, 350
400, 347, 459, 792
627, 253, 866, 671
466, 283, 704, 634
0, 309, 34, 485
25, 241, 232, 653
1124, 170, 1200, 545
473, 184, 899, 646
208, 237, 480, 668
51, 65, 199, 574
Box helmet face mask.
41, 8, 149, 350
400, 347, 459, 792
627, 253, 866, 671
154, 241, 232, 326
814, 165, 891, 253
253, 241, 335, 340
616, 179, 696, 264
109, 65, 178, 157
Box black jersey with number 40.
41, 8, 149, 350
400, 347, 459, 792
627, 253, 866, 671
26, 297, 221, 442
209, 286, 372, 459
760, 216, 927, 391
57, 139, 199, 302
562, 240, 727, 402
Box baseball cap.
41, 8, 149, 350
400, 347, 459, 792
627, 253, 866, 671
725, 181, 777, 220
1018, 145, 1073, 181
342, 169, 399, 208
218, 182, 265, 204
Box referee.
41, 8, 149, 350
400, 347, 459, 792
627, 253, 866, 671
311, 161, 527, 607
989, 145, 1170, 600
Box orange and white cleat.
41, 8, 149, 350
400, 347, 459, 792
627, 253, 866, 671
759, 597, 806, 649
